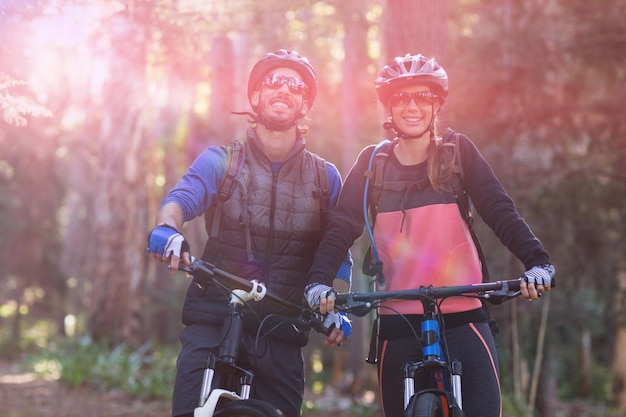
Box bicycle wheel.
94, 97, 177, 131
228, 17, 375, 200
407, 393, 445, 417
214, 399, 284, 417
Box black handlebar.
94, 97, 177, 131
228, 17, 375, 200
335, 278, 523, 317
178, 259, 531, 329
178, 258, 331, 335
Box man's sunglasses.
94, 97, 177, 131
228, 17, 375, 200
388, 91, 438, 108
262, 74, 308, 96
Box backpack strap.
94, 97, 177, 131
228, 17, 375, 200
210, 140, 245, 240
368, 143, 393, 220
362, 139, 394, 286
444, 130, 472, 227
443, 130, 497, 332
445, 130, 490, 283
312, 155, 330, 224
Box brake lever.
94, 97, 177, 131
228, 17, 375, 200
300, 309, 332, 336
483, 280, 522, 305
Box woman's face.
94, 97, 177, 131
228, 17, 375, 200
388, 84, 440, 138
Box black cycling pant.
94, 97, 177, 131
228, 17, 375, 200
378, 322, 501, 417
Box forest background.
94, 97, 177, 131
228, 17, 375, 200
1, 0, 625, 416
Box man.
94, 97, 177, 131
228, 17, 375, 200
148, 49, 351, 417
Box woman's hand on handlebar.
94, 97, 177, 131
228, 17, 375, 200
520, 264, 556, 300
520, 281, 543, 300
305, 278, 348, 314
305, 283, 335, 313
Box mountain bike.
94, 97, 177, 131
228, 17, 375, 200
334, 278, 525, 417
177, 258, 331, 417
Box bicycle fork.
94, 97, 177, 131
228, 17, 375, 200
196, 283, 267, 415
403, 310, 463, 414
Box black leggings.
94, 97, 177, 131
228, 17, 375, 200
378, 322, 501, 417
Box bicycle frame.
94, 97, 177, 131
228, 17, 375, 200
178, 258, 329, 417
335, 279, 522, 417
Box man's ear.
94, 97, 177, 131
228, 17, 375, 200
250, 90, 260, 107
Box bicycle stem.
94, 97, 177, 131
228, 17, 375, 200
421, 306, 443, 360
219, 303, 245, 364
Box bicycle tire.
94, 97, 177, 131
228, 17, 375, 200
408, 393, 445, 417
214, 399, 284, 417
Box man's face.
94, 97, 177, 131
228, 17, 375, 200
250, 67, 310, 124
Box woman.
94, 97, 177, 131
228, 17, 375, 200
305, 53, 555, 417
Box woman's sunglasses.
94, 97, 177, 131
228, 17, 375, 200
389, 91, 438, 108
262, 74, 308, 96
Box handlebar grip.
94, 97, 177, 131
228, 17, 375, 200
507, 278, 522, 292
335, 293, 348, 305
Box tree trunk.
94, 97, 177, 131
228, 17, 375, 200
337, 1, 373, 174
86, 12, 150, 346
381, 0, 449, 63
536, 345, 558, 417
206, 34, 237, 146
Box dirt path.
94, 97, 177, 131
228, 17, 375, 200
0, 360, 605, 417
0, 361, 170, 417
0, 361, 376, 417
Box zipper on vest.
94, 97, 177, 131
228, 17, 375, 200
264, 168, 279, 277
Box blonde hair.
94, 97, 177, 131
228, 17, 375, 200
296, 123, 309, 135
427, 136, 458, 193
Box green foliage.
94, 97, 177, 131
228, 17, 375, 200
28, 337, 177, 399
501, 392, 531, 417
0, 327, 21, 359
0, 318, 56, 359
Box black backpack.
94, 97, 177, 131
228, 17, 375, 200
363, 128, 490, 284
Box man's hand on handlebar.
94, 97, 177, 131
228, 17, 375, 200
306, 282, 352, 346
324, 325, 346, 347
147, 224, 192, 274
520, 263, 555, 300
322, 311, 351, 347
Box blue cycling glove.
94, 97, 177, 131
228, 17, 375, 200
323, 311, 352, 338
148, 224, 190, 258
523, 263, 555, 287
